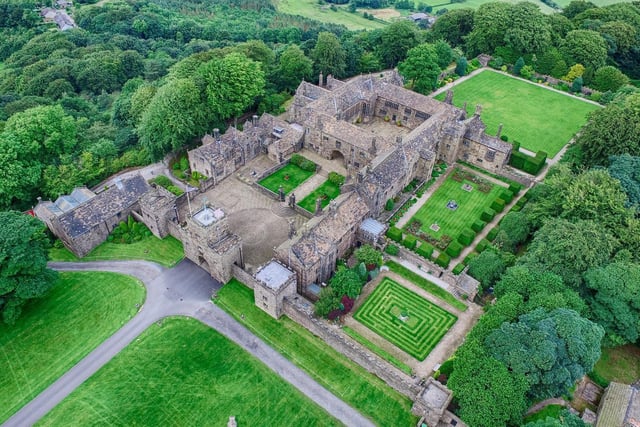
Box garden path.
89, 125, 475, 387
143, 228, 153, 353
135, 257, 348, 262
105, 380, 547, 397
291, 173, 327, 201
4, 260, 374, 427
395, 166, 454, 229
525, 398, 568, 415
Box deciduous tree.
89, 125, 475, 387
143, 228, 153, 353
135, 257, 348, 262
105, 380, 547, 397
398, 43, 441, 94
560, 30, 608, 70
311, 32, 346, 79
276, 45, 313, 93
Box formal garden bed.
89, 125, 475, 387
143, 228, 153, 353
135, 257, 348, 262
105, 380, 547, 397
40, 317, 338, 426
0, 272, 145, 424
354, 278, 457, 361
258, 154, 316, 195
298, 172, 345, 212
434, 69, 599, 157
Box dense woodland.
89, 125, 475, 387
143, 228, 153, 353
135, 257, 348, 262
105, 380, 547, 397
0, 1, 639, 426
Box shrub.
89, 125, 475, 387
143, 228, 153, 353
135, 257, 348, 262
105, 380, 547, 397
500, 134, 509, 142
475, 238, 491, 253
355, 245, 382, 267
445, 241, 463, 257
462, 252, 477, 265
490, 198, 506, 213
486, 227, 500, 241
508, 182, 522, 195
166, 185, 184, 196
481, 208, 496, 222
471, 219, 486, 233
457, 229, 476, 246
403, 235, 417, 250
386, 226, 403, 242
416, 243, 434, 259
452, 263, 465, 275
500, 190, 514, 204
290, 153, 304, 166
152, 175, 173, 188
328, 172, 345, 186
300, 159, 316, 172
435, 252, 451, 268
385, 199, 394, 211
385, 244, 399, 255
510, 204, 522, 212
511, 140, 521, 151
179, 156, 189, 171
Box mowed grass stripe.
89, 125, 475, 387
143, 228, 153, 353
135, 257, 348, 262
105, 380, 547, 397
39, 318, 339, 427
354, 278, 456, 361
258, 163, 314, 195
407, 173, 501, 240
435, 70, 599, 156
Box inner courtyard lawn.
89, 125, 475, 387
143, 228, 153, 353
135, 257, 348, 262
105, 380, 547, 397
215, 279, 417, 427
406, 170, 502, 241
39, 317, 338, 427
354, 278, 457, 361
435, 70, 599, 157
298, 179, 342, 212
0, 272, 144, 424
258, 163, 314, 195
48, 235, 184, 267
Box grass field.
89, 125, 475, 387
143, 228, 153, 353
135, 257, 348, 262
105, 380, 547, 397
258, 163, 314, 195
48, 235, 184, 267
298, 178, 342, 212
406, 170, 501, 241
354, 278, 457, 361
385, 261, 467, 311
215, 279, 417, 426
40, 317, 338, 426
592, 345, 640, 385
342, 326, 413, 375
0, 272, 144, 424
275, 0, 387, 30
435, 70, 599, 156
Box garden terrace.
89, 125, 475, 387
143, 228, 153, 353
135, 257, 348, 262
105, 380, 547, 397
354, 278, 457, 361
435, 70, 599, 157
298, 178, 343, 213
404, 168, 502, 245
258, 163, 314, 195
40, 318, 339, 426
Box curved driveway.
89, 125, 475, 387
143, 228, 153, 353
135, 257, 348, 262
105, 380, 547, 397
3, 260, 373, 427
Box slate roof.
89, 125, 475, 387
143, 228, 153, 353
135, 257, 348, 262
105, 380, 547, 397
255, 260, 295, 290
596, 382, 639, 427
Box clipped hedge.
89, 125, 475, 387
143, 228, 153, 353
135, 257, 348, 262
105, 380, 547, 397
446, 241, 463, 258
481, 208, 496, 222
416, 242, 434, 259
500, 190, 514, 204
508, 182, 522, 195
385, 244, 399, 255
403, 235, 417, 250
509, 151, 527, 170
457, 229, 476, 246
471, 219, 486, 233
490, 198, 506, 213
435, 252, 451, 268
486, 227, 500, 241
452, 263, 465, 275
475, 238, 491, 253
509, 150, 547, 175
386, 226, 403, 243
462, 252, 477, 265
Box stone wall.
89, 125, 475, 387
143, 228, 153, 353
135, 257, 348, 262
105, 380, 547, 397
282, 297, 422, 399
499, 165, 535, 187
232, 264, 256, 288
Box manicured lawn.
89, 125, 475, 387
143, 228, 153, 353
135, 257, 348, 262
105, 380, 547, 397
0, 272, 144, 424
592, 345, 640, 385
215, 280, 416, 427
354, 278, 457, 361
39, 317, 338, 426
275, 0, 387, 30
48, 235, 184, 267
258, 163, 314, 195
435, 70, 599, 156
342, 326, 413, 375
385, 261, 468, 311
406, 169, 502, 241
298, 179, 342, 212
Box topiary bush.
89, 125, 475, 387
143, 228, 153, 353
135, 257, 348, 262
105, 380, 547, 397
385, 244, 399, 256
416, 242, 434, 259
385, 198, 395, 211
481, 208, 496, 222
457, 229, 476, 246
475, 238, 491, 253
490, 198, 506, 213
508, 182, 522, 195
403, 235, 417, 250
463, 252, 477, 265
386, 226, 403, 242
500, 134, 509, 142
486, 227, 500, 241
435, 252, 451, 268
445, 241, 463, 257
452, 263, 465, 275
471, 219, 486, 233
500, 190, 514, 204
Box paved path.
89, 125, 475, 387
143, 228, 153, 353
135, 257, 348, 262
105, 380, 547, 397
3, 260, 373, 427
395, 166, 454, 229
526, 398, 568, 415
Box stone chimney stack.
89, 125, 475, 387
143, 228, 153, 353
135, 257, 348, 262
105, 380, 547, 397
252, 115, 258, 127
318, 71, 323, 87
444, 90, 453, 105
213, 128, 220, 141
496, 123, 503, 139
460, 101, 468, 120
474, 104, 482, 117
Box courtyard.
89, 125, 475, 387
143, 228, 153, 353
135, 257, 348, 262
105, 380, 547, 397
434, 69, 600, 157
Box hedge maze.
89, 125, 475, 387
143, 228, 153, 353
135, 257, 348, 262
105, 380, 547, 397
354, 278, 457, 361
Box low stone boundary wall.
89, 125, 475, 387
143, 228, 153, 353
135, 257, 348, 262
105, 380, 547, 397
499, 165, 535, 187
251, 182, 280, 201
293, 205, 314, 219
232, 264, 256, 288
282, 297, 421, 399
258, 160, 289, 180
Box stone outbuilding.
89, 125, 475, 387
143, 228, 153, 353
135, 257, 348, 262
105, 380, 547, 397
254, 260, 297, 319
596, 382, 639, 426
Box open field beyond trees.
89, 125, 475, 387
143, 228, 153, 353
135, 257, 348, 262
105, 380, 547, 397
0, 272, 144, 424
435, 70, 599, 156
298, 179, 342, 212
215, 279, 417, 426
48, 235, 184, 267
354, 278, 457, 361
39, 317, 338, 426
406, 171, 501, 241
258, 163, 314, 195
274, 0, 388, 30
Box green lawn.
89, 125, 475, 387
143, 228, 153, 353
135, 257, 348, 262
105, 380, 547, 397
425, 0, 555, 14
215, 280, 416, 427
342, 326, 413, 375
354, 278, 457, 361
48, 235, 184, 267
406, 170, 502, 241
0, 272, 144, 424
522, 405, 565, 424
275, 0, 387, 30
592, 345, 640, 385
258, 163, 314, 195
39, 317, 338, 426
435, 70, 599, 156
298, 179, 342, 212
385, 260, 467, 311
